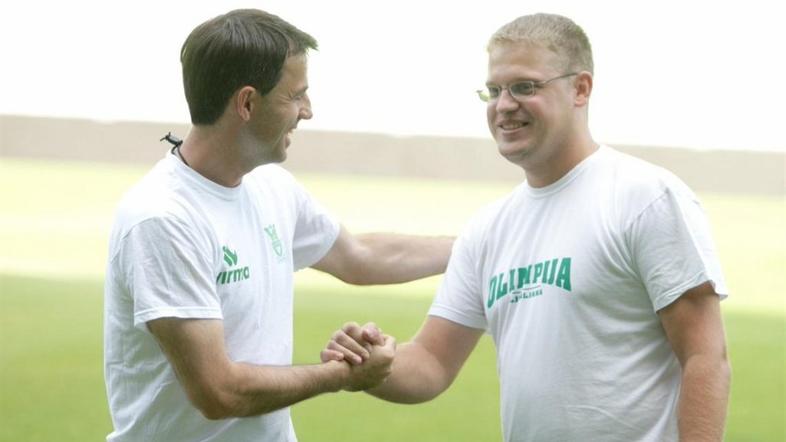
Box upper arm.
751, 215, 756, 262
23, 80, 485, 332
311, 225, 365, 283
312, 226, 455, 285
147, 318, 234, 417
625, 188, 728, 311
658, 282, 728, 365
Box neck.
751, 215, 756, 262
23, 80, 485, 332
178, 124, 249, 188
524, 130, 598, 188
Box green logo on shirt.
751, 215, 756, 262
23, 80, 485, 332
264, 224, 285, 262
217, 246, 250, 285
487, 257, 572, 309
222, 246, 238, 266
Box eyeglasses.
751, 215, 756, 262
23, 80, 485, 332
476, 72, 579, 102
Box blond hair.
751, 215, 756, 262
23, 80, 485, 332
488, 13, 593, 74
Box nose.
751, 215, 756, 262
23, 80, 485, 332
299, 94, 313, 120
495, 88, 519, 113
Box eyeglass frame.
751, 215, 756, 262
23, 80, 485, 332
476, 72, 580, 103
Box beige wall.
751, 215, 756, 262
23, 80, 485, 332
2, 114, 783, 196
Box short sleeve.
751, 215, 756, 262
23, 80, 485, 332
290, 182, 340, 270
429, 221, 488, 330
116, 217, 223, 330
626, 189, 728, 311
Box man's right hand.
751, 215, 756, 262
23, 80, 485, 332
342, 333, 396, 391
321, 321, 386, 365
320, 321, 396, 391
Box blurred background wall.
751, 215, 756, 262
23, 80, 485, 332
2, 114, 783, 196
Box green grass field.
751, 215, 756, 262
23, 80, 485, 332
1, 158, 784, 441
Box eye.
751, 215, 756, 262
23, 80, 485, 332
486, 86, 501, 99
291, 88, 308, 101
510, 81, 535, 96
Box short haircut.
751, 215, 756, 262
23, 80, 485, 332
181, 9, 318, 125
488, 13, 593, 75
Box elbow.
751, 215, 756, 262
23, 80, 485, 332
715, 343, 732, 382
200, 406, 230, 421
187, 385, 241, 420
333, 264, 375, 286
194, 401, 235, 421
721, 350, 732, 384
338, 273, 374, 286
369, 379, 449, 405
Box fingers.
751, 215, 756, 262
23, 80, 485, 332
339, 321, 385, 355
342, 333, 396, 392
381, 334, 397, 351
320, 349, 345, 363
328, 330, 369, 365
321, 321, 387, 367
341, 321, 363, 338
360, 322, 384, 346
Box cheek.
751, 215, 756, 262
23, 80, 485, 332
486, 105, 496, 132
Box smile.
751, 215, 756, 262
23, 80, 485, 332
499, 121, 529, 131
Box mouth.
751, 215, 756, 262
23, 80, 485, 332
498, 121, 529, 133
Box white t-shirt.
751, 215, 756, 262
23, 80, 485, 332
429, 146, 728, 442
104, 154, 339, 442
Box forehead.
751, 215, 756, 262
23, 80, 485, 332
275, 53, 308, 90
487, 42, 561, 81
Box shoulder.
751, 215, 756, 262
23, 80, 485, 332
110, 158, 205, 247
603, 146, 694, 194
600, 146, 699, 216
115, 159, 179, 221
458, 185, 525, 244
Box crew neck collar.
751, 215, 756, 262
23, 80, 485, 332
523, 146, 606, 198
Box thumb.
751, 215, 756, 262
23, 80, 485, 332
362, 324, 384, 346
382, 334, 397, 350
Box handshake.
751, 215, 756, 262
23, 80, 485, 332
321, 322, 396, 392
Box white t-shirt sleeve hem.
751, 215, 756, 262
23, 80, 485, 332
134, 306, 223, 331
298, 218, 340, 270
428, 304, 487, 330
652, 271, 729, 312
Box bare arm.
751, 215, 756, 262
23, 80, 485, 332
324, 316, 483, 403
312, 226, 454, 285
148, 317, 394, 420
658, 282, 731, 441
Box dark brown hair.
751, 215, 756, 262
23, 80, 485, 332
181, 9, 317, 125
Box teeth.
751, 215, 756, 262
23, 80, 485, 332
501, 122, 525, 130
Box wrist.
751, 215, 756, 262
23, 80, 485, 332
322, 360, 351, 392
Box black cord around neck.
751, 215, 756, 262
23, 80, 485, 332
160, 132, 189, 167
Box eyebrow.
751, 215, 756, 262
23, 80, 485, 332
292, 85, 309, 97
486, 78, 538, 86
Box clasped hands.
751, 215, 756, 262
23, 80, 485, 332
321, 322, 395, 392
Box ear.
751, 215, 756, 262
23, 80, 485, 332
574, 71, 593, 107
234, 86, 257, 122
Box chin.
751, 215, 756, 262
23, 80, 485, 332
498, 142, 532, 158
499, 144, 538, 169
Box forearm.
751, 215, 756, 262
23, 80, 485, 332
366, 341, 451, 403
677, 354, 731, 441
350, 233, 454, 285
206, 361, 349, 419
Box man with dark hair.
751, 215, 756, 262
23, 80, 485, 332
326, 13, 730, 441
103, 9, 452, 441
